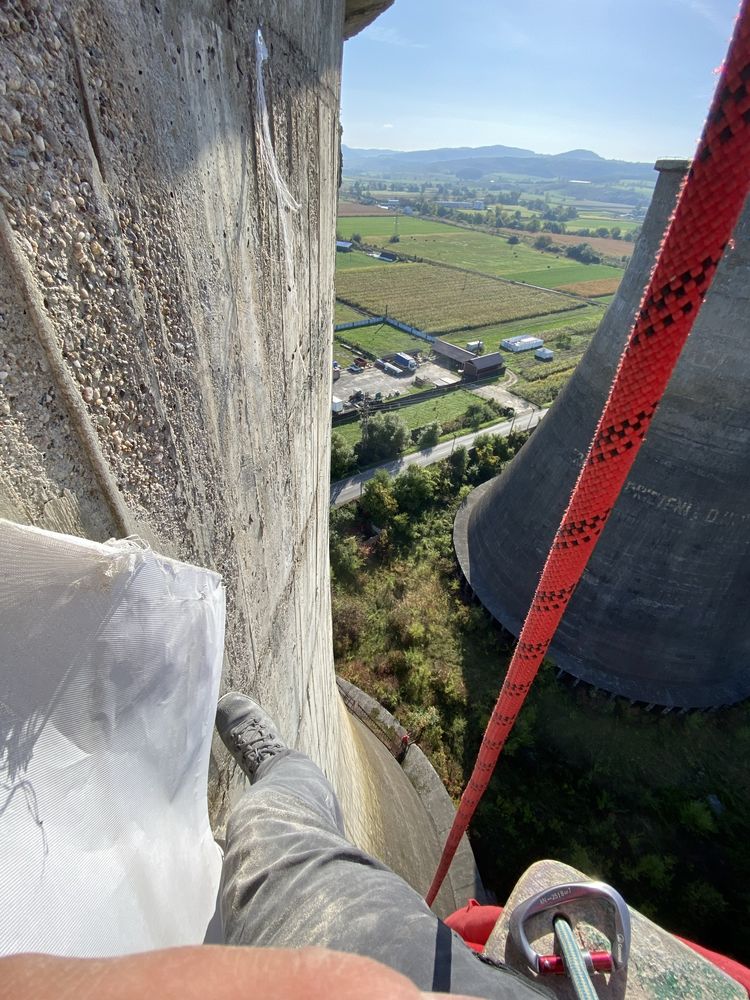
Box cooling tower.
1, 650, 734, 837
454, 160, 750, 709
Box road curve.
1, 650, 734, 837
330, 409, 546, 507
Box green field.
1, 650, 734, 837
339, 217, 453, 240
437, 303, 604, 349
334, 301, 368, 325
335, 249, 392, 271
335, 320, 422, 357
566, 213, 641, 234
336, 262, 580, 333
334, 389, 496, 449
337, 216, 623, 290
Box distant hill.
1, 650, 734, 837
341, 143, 653, 184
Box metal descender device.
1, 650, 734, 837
509, 881, 631, 996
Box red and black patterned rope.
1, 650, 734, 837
426, 1, 750, 907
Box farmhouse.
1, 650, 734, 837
463, 352, 506, 380
336, 240, 353, 252
501, 334, 544, 353
378, 250, 398, 262
535, 347, 554, 361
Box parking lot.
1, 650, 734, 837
333, 359, 460, 407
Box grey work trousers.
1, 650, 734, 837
219, 749, 549, 999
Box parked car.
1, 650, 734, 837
348, 364, 363, 374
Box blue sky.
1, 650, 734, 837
341, 0, 740, 162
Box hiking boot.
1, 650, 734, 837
216, 692, 287, 781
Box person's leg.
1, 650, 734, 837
217, 696, 548, 1000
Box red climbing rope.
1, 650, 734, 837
426, 1, 750, 907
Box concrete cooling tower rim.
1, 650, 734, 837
454, 157, 750, 710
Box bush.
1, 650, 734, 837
393, 465, 434, 515
418, 421, 441, 448
359, 469, 397, 527
331, 431, 355, 480
356, 412, 409, 465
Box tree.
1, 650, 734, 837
465, 400, 494, 429
392, 465, 434, 515
418, 422, 441, 448
356, 412, 409, 465
359, 469, 397, 527
471, 434, 503, 480
565, 242, 601, 265
533, 234, 553, 250
331, 431, 355, 480
448, 446, 468, 487
350, 231, 362, 245
507, 234, 520, 245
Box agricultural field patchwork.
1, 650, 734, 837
565, 213, 641, 234
338, 216, 624, 289
557, 277, 621, 297
506, 325, 598, 407
335, 262, 580, 333
337, 199, 391, 216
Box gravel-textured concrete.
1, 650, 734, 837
0, 0, 398, 855
455, 160, 750, 708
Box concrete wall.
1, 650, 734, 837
0, 0, 391, 847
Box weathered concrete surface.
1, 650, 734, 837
484, 860, 743, 999
455, 160, 750, 708
338, 676, 490, 917
0, 0, 396, 855
344, 0, 395, 39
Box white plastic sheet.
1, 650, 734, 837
0, 519, 225, 956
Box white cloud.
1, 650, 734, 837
366, 24, 426, 49
382, 123, 394, 129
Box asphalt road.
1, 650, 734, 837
330, 409, 546, 507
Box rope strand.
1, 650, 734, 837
426, 0, 750, 907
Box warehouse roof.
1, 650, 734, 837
432, 340, 475, 363
466, 352, 504, 372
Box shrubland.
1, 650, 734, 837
330, 435, 750, 961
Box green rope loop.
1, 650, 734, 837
553, 916, 599, 1000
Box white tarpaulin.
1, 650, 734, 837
0, 519, 225, 957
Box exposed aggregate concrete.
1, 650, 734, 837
0, 0, 397, 854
